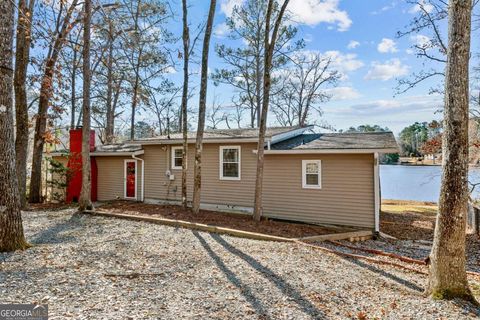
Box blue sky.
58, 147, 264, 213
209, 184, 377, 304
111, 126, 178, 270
161, 0, 477, 134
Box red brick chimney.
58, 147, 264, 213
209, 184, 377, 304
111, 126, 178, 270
66, 128, 98, 202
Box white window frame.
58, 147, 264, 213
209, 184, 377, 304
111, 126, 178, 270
302, 160, 322, 189
124, 159, 137, 200
219, 146, 241, 181
171, 146, 185, 170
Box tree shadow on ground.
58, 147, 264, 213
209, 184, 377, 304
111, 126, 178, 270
30, 213, 86, 244
335, 254, 423, 293
192, 231, 271, 318
209, 233, 326, 319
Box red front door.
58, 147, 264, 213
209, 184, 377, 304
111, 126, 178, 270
125, 161, 136, 198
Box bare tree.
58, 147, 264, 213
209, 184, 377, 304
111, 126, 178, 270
102, 17, 123, 143
119, 0, 174, 140
252, 0, 290, 221
79, 0, 93, 211
212, 0, 302, 128
29, 0, 80, 203
425, 0, 476, 302
206, 95, 225, 129
396, 0, 447, 95
192, 0, 217, 214
14, 0, 36, 208
0, 0, 29, 251
181, 0, 190, 209
272, 52, 339, 127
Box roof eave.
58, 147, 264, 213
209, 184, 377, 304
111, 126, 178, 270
47, 150, 145, 157
129, 137, 260, 145
256, 148, 399, 154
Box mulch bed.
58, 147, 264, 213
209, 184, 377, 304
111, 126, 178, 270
97, 200, 347, 238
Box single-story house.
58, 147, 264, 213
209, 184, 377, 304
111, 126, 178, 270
48, 126, 398, 231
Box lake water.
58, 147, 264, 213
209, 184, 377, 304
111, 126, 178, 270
380, 165, 480, 202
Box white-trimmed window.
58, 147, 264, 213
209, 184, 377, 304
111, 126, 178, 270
171, 146, 185, 170
220, 146, 241, 180
302, 160, 321, 189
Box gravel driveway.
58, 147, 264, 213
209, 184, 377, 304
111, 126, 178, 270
1, 209, 479, 319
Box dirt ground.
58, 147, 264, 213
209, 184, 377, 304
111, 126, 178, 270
98, 201, 350, 238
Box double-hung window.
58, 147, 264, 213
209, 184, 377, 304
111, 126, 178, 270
171, 146, 184, 170
220, 146, 241, 180
302, 160, 321, 189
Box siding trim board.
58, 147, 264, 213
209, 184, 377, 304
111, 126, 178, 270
374, 152, 380, 233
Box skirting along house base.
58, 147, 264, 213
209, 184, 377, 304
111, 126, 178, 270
48, 126, 398, 231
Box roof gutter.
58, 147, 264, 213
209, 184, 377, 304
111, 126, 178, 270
47, 150, 145, 157
129, 137, 260, 145
254, 148, 399, 154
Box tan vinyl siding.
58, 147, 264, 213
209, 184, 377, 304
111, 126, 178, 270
143, 143, 257, 207
97, 144, 375, 228
262, 154, 375, 228
96, 157, 143, 201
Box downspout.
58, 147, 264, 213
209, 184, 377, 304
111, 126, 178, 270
132, 151, 144, 202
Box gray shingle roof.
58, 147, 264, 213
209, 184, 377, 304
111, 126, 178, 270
95, 144, 143, 153
270, 132, 398, 151
131, 126, 305, 142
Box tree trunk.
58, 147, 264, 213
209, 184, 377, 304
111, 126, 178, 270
14, 0, 35, 208
425, 0, 475, 302
78, 0, 93, 212
29, 0, 79, 203
0, 0, 29, 252
255, 50, 261, 128
29, 63, 54, 203
192, 0, 216, 214
70, 46, 77, 129
130, 72, 140, 140
181, 0, 190, 209
105, 24, 115, 144
253, 0, 290, 221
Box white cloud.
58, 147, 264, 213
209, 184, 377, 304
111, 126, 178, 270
214, 22, 230, 38
220, 0, 244, 17
409, 0, 434, 14
377, 38, 398, 53
329, 95, 442, 117
371, 2, 396, 15
410, 34, 431, 48
347, 40, 360, 49
364, 59, 409, 81
288, 0, 352, 31
326, 86, 361, 100
220, 0, 352, 31
324, 50, 364, 74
